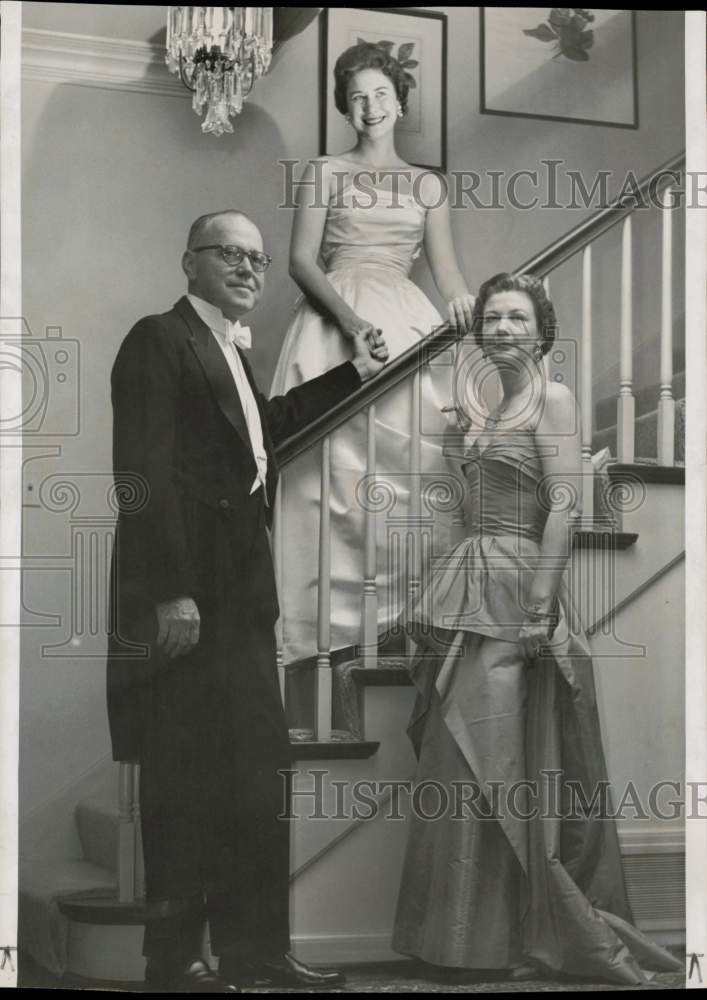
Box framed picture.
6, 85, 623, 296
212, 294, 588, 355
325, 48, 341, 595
481, 8, 638, 129
320, 7, 448, 172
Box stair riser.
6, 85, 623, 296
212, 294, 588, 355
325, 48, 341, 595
592, 405, 685, 462
75, 803, 118, 874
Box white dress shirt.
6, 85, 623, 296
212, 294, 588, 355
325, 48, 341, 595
187, 293, 268, 498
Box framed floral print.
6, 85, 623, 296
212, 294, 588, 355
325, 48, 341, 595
320, 7, 448, 172
481, 8, 638, 129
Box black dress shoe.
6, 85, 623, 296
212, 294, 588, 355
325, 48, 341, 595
145, 956, 241, 993
222, 952, 346, 989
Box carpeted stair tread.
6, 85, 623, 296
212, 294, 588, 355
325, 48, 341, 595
19, 856, 116, 978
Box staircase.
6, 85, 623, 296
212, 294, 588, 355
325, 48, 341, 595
19, 153, 687, 981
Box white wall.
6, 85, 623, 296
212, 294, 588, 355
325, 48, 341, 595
19, 6, 685, 820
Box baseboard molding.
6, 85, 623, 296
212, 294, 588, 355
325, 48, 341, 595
22, 28, 186, 98
290, 932, 403, 966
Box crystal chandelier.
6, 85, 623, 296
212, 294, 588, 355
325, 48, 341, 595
166, 7, 274, 136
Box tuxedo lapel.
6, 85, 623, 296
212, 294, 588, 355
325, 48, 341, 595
174, 296, 252, 453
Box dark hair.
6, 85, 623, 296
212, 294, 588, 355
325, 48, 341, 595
471, 272, 557, 356
333, 42, 410, 116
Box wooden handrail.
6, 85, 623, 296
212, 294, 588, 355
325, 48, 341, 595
276, 322, 460, 467
519, 152, 684, 278
275, 153, 685, 468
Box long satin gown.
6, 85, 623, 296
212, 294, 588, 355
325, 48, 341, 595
270, 180, 455, 666
392, 428, 683, 984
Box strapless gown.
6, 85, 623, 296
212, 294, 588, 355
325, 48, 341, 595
270, 182, 455, 665
392, 429, 682, 984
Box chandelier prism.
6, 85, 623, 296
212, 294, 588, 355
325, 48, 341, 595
166, 7, 274, 136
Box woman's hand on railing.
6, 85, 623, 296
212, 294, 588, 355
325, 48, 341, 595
441, 404, 472, 433
350, 327, 389, 382
446, 294, 476, 334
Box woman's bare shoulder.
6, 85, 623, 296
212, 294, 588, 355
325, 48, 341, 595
540, 380, 579, 428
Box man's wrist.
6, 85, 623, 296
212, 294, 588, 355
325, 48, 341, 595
351, 356, 370, 383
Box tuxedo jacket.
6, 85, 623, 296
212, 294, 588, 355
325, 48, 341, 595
107, 295, 361, 761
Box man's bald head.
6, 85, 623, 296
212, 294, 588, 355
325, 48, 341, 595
186, 209, 260, 251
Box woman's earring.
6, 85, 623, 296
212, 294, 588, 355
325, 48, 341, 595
533, 343, 544, 363
345, 114, 352, 125
397, 102, 404, 119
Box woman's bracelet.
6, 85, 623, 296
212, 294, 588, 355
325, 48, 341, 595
525, 602, 559, 625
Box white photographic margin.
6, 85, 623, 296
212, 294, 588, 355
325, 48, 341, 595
0, 6, 703, 991
0, 0, 22, 990
684, 8, 707, 991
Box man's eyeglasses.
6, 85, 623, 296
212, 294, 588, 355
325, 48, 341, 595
190, 244, 273, 272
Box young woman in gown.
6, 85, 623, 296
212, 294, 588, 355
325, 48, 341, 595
392, 273, 683, 984
270, 43, 475, 677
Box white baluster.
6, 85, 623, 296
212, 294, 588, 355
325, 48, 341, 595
273, 481, 286, 703
581, 246, 594, 521
117, 762, 137, 903
657, 187, 675, 465
407, 372, 422, 653
541, 275, 551, 380
362, 406, 378, 670
133, 766, 145, 900
315, 437, 332, 741
617, 216, 635, 463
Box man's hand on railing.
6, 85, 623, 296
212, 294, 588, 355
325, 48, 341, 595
350, 326, 389, 383
156, 596, 200, 659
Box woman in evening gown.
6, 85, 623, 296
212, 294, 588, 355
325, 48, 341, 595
392, 273, 683, 984
270, 42, 475, 672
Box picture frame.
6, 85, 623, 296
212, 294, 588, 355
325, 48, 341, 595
320, 6, 448, 172
480, 8, 638, 130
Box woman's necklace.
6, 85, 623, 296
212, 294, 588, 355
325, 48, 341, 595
488, 398, 510, 425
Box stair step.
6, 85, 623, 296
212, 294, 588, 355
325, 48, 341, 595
290, 739, 380, 759
19, 857, 116, 977
595, 372, 685, 430
75, 799, 118, 874
57, 889, 147, 925
608, 462, 685, 486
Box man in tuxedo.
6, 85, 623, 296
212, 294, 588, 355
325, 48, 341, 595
107, 209, 387, 992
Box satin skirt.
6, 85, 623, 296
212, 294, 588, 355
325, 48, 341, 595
392, 621, 683, 984
271, 265, 457, 665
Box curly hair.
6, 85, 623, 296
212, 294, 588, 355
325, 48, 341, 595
471, 272, 558, 356
333, 42, 410, 116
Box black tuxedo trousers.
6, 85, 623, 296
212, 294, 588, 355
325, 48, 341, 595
139, 490, 292, 959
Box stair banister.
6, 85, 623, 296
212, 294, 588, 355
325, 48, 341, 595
315, 437, 333, 740
658, 183, 676, 465
117, 761, 138, 903
517, 153, 684, 278
618, 216, 635, 463
275, 154, 686, 469
406, 372, 423, 656
581, 246, 594, 521
362, 405, 378, 670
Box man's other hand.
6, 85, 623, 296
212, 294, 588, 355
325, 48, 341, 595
156, 596, 200, 659
351, 327, 389, 382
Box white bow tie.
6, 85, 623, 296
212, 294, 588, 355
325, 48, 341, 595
223, 321, 252, 350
